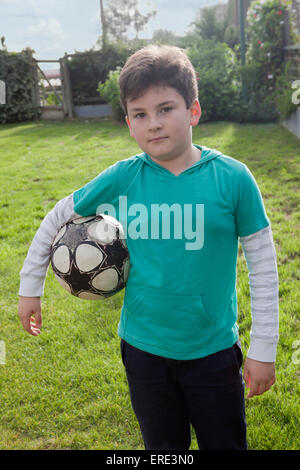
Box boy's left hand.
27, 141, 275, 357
243, 357, 276, 398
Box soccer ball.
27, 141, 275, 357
50, 214, 130, 300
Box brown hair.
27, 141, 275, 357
119, 44, 198, 114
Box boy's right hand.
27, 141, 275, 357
18, 296, 42, 336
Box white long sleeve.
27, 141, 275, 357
19, 194, 78, 297
240, 225, 279, 362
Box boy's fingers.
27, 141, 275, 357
264, 376, 275, 393
19, 312, 31, 333
18, 297, 42, 336
30, 322, 41, 334
32, 312, 42, 329
247, 380, 272, 398
257, 384, 266, 395
243, 369, 251, 389
30, 313, 42, 335
31, 328, 41, 336
19, 311, 42, 336
247, 378, 260, 398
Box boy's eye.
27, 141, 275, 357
133, 106, 173, 119
160, 106, 173, 114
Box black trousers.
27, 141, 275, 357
120, 339, 247, 450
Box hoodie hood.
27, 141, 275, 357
136, 144, 221, 177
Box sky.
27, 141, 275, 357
0, 0, 227, 69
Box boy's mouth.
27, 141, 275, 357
149, 136, 168, 143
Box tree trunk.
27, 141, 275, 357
100, 0, 108, 50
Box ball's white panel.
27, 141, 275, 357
53, 245, 70, 273
78, 291, 105, 300
73, 216, 95, 224
54, 274, 71, 292
102, 214, 126, 241
75, 243, 103, 272
88, 219, 117, 244
123, 259, 130, 281
92, 268, 119, 291
101, 213, 119, 226
52, 225, 66, 245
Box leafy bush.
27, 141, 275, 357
236, 0, 297, 121
68, 42, 138, 106
188, 0, 298, 123
46, 92, 60, 106
188, 40, 239, 122
97, 67, 124, 121
232, 62, 279, 123
0, 48, 39, 123
246, 0, 288, 88
268, 61, 298, 119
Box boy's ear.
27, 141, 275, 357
190, 100, 201, 127
125, 116, 135, 138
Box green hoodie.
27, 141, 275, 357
73, 145, 270, 359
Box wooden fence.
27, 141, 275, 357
32, 54, 74, 120
32, 53, 113, 120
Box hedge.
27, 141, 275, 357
0, 48, 39, 124
67, 42, 141, 106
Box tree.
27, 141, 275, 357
193, 6, 228, 42
99, 0, 156, 44
131, 1, 156, 39
99, 0, 108, 50
151, 29, 181, 46
1, 36, 7, 50
192, 5, 239, 50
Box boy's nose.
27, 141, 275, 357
148, 115, 162, 131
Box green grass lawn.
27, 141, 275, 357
0, 118, 299, 450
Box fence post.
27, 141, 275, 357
32, 59, 40, 119
61, 54, 73, 118
59, 58, 68, 117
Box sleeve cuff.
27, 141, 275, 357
247, 338, 278, 363
19, 274, 46, 297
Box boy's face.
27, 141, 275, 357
125, 85, 201, 163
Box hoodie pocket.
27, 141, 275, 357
124, 286, 215, 352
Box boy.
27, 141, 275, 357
18, 45, 279, 450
